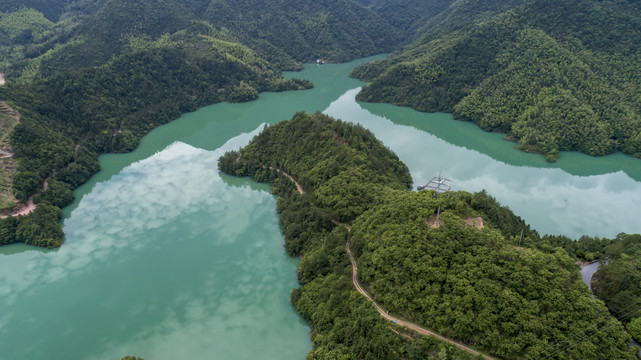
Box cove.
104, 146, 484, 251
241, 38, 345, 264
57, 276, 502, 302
0, 56, 383, 360
1, 54, 641, 360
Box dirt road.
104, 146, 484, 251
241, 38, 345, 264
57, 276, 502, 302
345, 237, 495, 359
275, 165, 496, 359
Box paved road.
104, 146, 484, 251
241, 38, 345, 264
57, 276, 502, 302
580, 260, 609, 290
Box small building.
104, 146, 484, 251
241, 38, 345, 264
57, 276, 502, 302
0, 72, 5, 86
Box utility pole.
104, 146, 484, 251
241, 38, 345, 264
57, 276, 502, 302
518, 228, 524, 246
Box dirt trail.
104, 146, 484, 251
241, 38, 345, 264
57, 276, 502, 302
275, 167, 495, 359
1, 197, 35, 218
270, 167, 304, 195
345, 236, 495, 360
0, 178, 47, 219
0, 99, 62, 218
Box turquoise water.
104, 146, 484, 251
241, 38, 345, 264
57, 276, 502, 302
0, 55, 382, 360
1, 54, 641, 360
324, 89, 641, 238
0, 139, 310, 359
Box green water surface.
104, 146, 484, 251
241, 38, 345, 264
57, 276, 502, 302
1, 54, 641, 360
0, 56, 379, 360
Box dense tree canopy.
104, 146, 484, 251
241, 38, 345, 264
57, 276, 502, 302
629, 317, 641, 342
592, 234, 641, 325
1, 0, 400, 80
351, 193, 633, 359
220, 112, 636, 359
0, 0, 76, 21
0, 0, 402, 247
353, 0, 641, 161
0, 23, 312, 246
199, 0, 401, 64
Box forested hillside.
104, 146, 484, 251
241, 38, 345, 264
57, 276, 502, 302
353, 0, 641, 161
592, 234, 641, 332
365, 0, 528, 41
1, 0, 400, 81
219, 112, 636, 359
0, 100, 20, 211
199, 0, 400, 63
3, 0, 641, 357
0, 0, 400, 247
350, 194, 632, 359
0, 0, 109, 74
0, 23, 311, 247
0, 0, 77, 21
358, 0, 455, 34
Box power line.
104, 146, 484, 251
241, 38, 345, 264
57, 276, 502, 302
543, 296, 640, 359
544, 303, 641, 359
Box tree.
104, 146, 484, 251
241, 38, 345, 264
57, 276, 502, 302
629, 317, 641, 342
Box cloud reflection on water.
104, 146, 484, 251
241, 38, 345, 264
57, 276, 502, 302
0, 125, 310, 360
1, 127, 258, 303
324, 88, 641, 238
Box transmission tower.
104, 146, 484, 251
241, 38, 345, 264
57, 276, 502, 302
418, 172, 452, 226
417, 171, 452, 197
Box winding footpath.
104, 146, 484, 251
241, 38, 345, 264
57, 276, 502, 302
0, 99, 54, 219
345, 236, 494, 360
270, 166, 305, 195
0, 99, 65, 219
276, 167, 495, 360
580, 260, 609, 290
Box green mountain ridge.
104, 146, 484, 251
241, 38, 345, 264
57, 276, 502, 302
199, 0, 401, 63
1, 0, 400, 81
353, 0, 641, 161
354, 0, 457, 37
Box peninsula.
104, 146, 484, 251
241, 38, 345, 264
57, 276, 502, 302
219, 111, 636, 359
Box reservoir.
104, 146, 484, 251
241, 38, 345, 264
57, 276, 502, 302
1, 55, 641, 359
